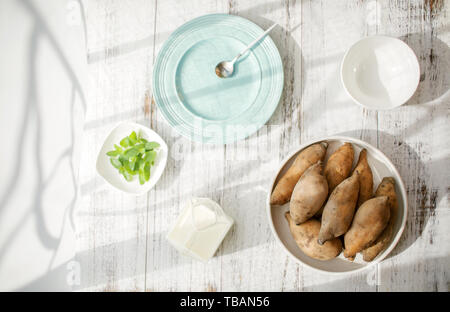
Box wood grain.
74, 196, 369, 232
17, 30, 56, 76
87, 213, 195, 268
76, 0, 450, 291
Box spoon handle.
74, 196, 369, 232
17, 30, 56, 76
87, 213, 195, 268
232, 23, 277, 63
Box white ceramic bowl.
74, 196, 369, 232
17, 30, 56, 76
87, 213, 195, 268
341, 36, 420, 110
96, 122, 168, 195
267, 136, 407, 274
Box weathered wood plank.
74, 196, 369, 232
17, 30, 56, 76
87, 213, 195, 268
78, 0, 450, 291
76, 0, 156, 291
298, 0, 380, 291
145, 0, 228, 292
375, 0, 450, 292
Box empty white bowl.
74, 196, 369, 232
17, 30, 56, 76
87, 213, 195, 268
267, 136, 408, 274
341, 36, 420, 110
96, 122, 168, 195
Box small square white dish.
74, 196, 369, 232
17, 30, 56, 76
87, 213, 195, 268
341, 35, 420, 110
96, 122, 168, 195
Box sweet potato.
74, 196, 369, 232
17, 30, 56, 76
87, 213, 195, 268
270, 142, 328, 205
324, 142, 354, 193
343, 196, 390, 259
352, 149, 373, 207
290, 161, 328, 224
362, 177, 398, 261
285, 212, 342, 260
314, 142, 355, 218
318, 173, 359, 245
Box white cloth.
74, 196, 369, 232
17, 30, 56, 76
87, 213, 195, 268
0, 0, 87, 291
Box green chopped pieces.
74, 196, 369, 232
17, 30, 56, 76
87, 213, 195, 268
110, 158, 122, 169
106, 150, 119, 157
144, 150, 157, 163
129, 131, 137, 144
138, 169, 146, 185
120, 137, 131, 147
144, 162, 151, 181
124, 147, 139, 158
129, 157, 137, 171
114, 144, 123, 153
145, 142, 160, 150
106, 130, 160, 184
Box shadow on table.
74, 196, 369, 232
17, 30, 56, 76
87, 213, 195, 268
87, 32, 169, 64
15, 231, 170, 291
290, 255, 450, 291
18, 246, 448, 291
225, 2, 309, 129
399, 32, 450, 106
0, 0, 87, 291
247, 14, 306, 128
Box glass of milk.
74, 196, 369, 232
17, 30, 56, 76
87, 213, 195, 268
167, 197, 234, 262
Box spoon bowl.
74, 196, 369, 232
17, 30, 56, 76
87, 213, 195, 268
215, 61, 234, 78
214, 23, 277, 78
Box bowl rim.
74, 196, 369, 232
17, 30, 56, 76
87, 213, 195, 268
340, 35, 420, 111
95, 121, 169, 196
266, 135, 408, 275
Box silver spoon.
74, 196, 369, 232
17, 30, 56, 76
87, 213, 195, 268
215, 23, 277, 78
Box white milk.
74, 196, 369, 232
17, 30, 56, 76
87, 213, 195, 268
167, 198, 234, 262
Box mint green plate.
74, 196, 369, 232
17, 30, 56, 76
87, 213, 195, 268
153, 14, 283, 144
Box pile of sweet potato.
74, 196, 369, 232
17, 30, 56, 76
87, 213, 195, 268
271, 142, 398, 262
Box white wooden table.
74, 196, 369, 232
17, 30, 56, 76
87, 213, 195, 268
76, 0, 450, 291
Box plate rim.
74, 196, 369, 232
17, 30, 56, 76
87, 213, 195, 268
152, 13, 284, 144
340, 35, 420, 111
266, 135, 408, 275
